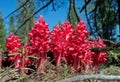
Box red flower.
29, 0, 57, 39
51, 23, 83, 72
6, 33, 31, 73
6, 33, 22, 69
51, 21, 73, 66
28, 16, 50, 73
5, 16, 107, 74
51, 20, 107, 73
92, 37, 107, 72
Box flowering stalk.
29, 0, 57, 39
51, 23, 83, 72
28, 16, 50, 73
51, 21, 73, 66
4, 16, 107, 74
6, 33, 31, 73
51, 20, 107, 73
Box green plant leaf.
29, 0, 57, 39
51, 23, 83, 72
63, 68, 69, 77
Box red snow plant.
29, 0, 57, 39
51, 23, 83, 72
4, 15, 107, 73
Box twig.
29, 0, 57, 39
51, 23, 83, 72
87, 38, 119, 52
67, 0, 71, 21
80, 0, 91, 13
56, 74, 120, 82
67, 0, 79, 24
14, 0, 53, 34
21, 68, 35, 72
84, 0, 96, 37
0, 69, 19, 78
52, 1, 56, 11
5, 0, 30, 19
102, 39, 116, 45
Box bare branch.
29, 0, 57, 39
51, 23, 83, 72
5, 0, 30, 19
56, 74, 120, 82
52, 1, 56, 11
67, 0, 80, 23
14, 0, 53, 34
84, 0, 96, 37
80, 0, 91, 13
67, 0, 71, 21
102, 39, 116, 45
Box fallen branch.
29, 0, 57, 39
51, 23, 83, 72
103, 39, 116, 45
56, 74, 120, 82
91, 42, 120, 52
87, 38, 120, 52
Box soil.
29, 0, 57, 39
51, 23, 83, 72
0, 58, 120, 82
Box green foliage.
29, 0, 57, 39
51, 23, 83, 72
108, 48, 120, 65
15, 73, 27, 82
13, 0, 36, 43
0, 12, 6, 50
69, 6, 78, 27
68, 0, 79, 28
89, 0, 118, 40
9, 16, 16, 33
63, 68, 69, 77
5, 0, 118, 42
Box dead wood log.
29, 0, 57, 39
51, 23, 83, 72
56, 74, 120, 82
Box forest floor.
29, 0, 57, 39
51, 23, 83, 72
0, 58, 120, 82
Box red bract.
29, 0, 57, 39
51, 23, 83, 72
65, 21, 93, 72
51, 20, 107, 73
5, 15, 107, 74
51, 21, 73, 66
6, 33, 22, 69
6, 33, 22, 51
92, 37, 107, 72
6, 33, 31, 73
28, 16, 50, 73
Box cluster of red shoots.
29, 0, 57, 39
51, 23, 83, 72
1, 16, 107, 73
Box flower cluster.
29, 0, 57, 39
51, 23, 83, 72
28, 16, 50, 73
92, 37, 107, 71
51, 21, 74, 66
51, 20, 107, 72
6, 33, 31, 72
4, 16, 107, 73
